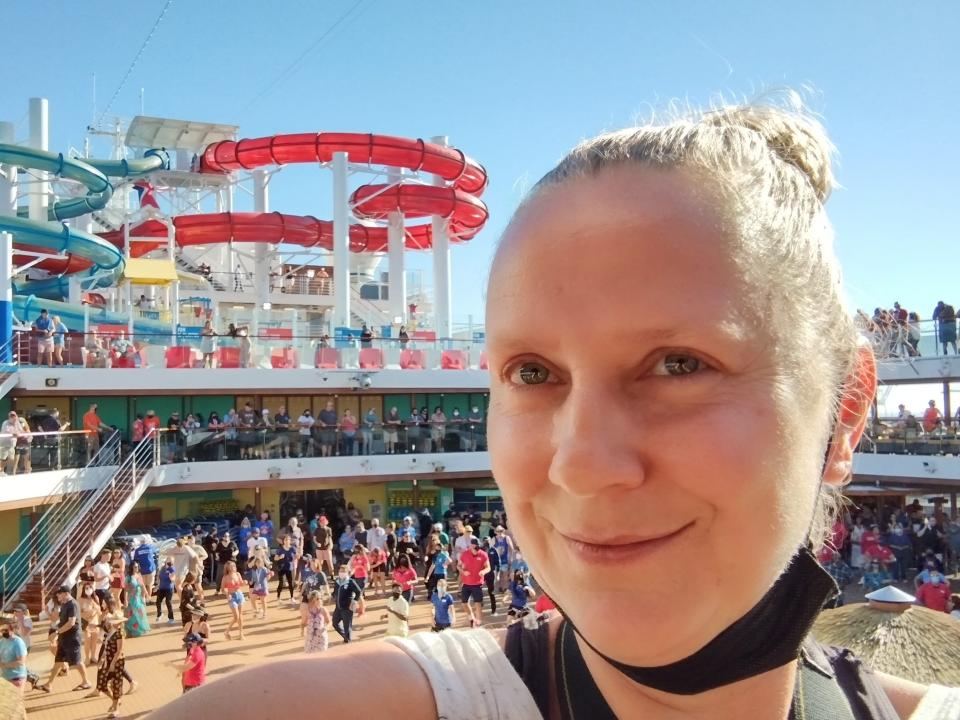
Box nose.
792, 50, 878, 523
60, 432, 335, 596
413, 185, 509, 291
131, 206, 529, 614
547, 383, 648, 498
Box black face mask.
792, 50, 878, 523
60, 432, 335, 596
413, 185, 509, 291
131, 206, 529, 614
392, 592, 401, 600
560, 546, 837, 696
1, 630, 10, 639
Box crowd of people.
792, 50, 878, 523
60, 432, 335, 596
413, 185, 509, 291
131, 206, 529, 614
0, 501, 552, 713
131, 400, 486, 462
855, 300, 960, 359
819, 499, 960, 616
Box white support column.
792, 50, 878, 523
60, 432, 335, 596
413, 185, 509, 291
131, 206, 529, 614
331, 152, 350, 330
171, 281, 180, 340
126, 281, 134, 336
387, 167, 406, 325
430, 135, 452, 342
28, 98, 49, 222
68, 276, 82, 306
0, 122, 16, 217
252, 169, 271, 334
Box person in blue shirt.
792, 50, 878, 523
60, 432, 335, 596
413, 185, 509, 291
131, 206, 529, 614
430, 579, 456, 632
155, 558, 177, 624
133, 541, 157, 597
236, 518, 252, 563
0, 615, 28, 692
425, 547, 450, 598
32, 308, 54, 367
338, 526, 356, 568
507, 569, 536, 623
331, 566, 363, 644
51, 315, 68, 366
256, 512, 274, 541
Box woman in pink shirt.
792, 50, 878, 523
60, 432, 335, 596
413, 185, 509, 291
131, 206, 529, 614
391, 553, 418, 603
341, 410, 357, 456
348, 545, 370, 617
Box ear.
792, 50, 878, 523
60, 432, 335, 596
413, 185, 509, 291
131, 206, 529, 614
823, 342, 877, 488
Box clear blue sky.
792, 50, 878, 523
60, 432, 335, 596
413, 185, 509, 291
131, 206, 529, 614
4, 1, 959, 326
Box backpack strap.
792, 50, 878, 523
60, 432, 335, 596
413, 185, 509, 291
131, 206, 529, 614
798, 640, 899, 720
794, 651, 857, 720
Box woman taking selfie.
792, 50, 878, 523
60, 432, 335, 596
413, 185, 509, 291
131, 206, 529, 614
149, 96, 959, 719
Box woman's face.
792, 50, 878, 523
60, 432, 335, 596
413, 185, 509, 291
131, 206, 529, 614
486, 166, 827, 666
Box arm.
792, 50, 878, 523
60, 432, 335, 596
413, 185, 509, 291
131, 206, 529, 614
385, 605, 409, 622
108, 635, 124, 671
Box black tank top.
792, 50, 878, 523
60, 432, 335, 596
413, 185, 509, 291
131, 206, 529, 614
504, 620, 899, 720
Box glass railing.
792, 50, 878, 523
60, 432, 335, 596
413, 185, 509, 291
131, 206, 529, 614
11, 329, 486, 370
158, 421, 487, 463
859, 318, 958, 360
0, 429, 103, 474
858, 416, 960, 455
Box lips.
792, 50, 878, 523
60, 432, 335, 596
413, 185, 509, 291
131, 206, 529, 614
557, 521, 695, 564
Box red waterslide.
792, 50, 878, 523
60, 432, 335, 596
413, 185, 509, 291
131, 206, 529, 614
18, 133, 488, 276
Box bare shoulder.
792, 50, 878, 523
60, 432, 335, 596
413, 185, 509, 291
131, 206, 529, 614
875, 671, 929, 719
145, 642, 437, 720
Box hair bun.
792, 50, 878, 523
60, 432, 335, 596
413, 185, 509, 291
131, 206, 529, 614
706, 97, 835, 204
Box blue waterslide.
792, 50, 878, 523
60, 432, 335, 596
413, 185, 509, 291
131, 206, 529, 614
12, 294, 172, 339
0, 144, 170, 331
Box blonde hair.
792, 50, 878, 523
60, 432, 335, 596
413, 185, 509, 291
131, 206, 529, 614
509, 92, 862, 548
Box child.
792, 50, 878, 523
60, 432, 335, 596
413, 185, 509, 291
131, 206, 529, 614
248, 556, 272, 619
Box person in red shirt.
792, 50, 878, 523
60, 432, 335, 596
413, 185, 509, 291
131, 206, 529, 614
143, 410, 161, 438
916, 572, 951, 613
170, 633, 206, 693
457, 538, 491, 627
923, 400, 943, 434
390, 553, 418, 603
348, 546, 370, 617
82, 403, 109, 461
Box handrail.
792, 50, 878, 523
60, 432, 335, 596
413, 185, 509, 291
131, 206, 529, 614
0, 429, 132, 609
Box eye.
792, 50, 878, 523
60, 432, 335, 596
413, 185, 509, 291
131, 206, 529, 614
509, 361, 554, 386
654, 354, 705, 377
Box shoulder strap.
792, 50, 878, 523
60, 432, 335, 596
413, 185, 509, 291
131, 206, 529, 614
794, 658, 857, 720
799, 641, 899, 720
504, 620, 552, 718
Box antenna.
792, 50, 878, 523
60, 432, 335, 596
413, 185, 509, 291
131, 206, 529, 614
139, 88, 145, 116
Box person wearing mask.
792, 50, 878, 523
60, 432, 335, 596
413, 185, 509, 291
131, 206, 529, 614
430, 406, 447, 453
823, 552, 853, 607
492, 525, 515, 592
301, 590, 331, 653
331, 566, 363, 644
430, 579, 456, 632
887, 523, 913, 584
862, 560, 893, 593
917, 570, 952, 612
391, 553, 418, 604
424, 537, 450, 599
38, 586, 90, 693
297, 409, 315, 457
155, 557, 177, 624
0, 615, 28, 696
465, 405, 484, 451
458, 538, 491, 628
382, 582, 410, 638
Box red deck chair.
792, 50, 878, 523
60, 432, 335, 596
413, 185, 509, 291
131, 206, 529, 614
359, 348, 384, 369
441, 350, 466, 369
400, 349, 426, 369
315, 348, 340, 369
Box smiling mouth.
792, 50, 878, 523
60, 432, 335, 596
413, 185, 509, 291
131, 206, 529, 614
558, 522, 695, 564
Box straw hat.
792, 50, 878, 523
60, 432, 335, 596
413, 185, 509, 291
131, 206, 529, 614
812, 603, 960, 685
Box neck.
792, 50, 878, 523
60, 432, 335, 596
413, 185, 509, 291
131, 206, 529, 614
579, 638, 797, 720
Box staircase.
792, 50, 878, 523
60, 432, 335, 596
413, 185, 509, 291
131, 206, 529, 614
0, 430, 161, 613
349, 286, 395, 329
174, 255, 228, 292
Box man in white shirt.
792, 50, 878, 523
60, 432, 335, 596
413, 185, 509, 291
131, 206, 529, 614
367, 518, 387, 552
93, 549, 113, 606
246, 527, 268, 560
381, 582, 410, 637
297, 410, 315, 457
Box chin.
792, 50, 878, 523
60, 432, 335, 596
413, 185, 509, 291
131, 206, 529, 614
556, 577, 721, 667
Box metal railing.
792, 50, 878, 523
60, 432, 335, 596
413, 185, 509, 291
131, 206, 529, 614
162, 420, 487, 462
0, 429, 159, 610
